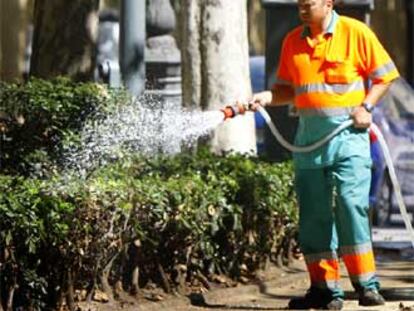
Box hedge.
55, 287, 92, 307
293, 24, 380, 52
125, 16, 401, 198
0, 151, 298, 310
0, 77, 129, 175
0, 79, 298, 310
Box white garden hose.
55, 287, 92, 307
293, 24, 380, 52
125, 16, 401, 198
257, 106, 414, 248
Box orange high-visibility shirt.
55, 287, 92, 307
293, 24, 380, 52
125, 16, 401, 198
276, 11, 399, 116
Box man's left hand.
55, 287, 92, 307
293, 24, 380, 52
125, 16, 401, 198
351, 106, 372, 129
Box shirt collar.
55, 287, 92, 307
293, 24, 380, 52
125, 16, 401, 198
301, 10, 339, 39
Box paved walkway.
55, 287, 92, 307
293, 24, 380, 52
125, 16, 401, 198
137, 247, 414, 311
80, 246, 414, 311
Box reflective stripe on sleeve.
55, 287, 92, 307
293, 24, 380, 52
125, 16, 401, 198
369, 61, 397, 80
275, 77, 293, 86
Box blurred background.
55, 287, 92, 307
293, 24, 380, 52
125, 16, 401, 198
0, 0, 413, 84
1, 0, 413, 227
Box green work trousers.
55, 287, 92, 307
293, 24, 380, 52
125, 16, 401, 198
295, 155, 380, 298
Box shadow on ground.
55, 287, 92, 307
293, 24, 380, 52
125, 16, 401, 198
188, 293, 287, 310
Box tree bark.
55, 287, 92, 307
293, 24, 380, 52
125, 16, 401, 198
6, 283, 16, 311
0, 0, 31, 81
157, 262, 171, 294
30, 0, 99, 81
247, 0, 266, 55
131, 266, 140, 295
66, 269, 76, 311
100, 255, 117, 303
180, 0, 256, 154
180, 0, 202, 109
0, 270, 3, 311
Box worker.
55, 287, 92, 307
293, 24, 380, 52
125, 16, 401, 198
249, 0, 399, 309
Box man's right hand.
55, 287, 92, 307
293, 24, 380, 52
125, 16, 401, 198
249, 91, 273, 111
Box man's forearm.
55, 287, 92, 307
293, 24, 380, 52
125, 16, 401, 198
363, 83, 392, 106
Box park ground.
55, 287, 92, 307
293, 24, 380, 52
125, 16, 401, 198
79, 228, 414, 311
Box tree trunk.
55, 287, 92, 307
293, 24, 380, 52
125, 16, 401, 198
100, 254, 118, 303
0, 270, 3, 311
30, 0, 99, 81
247, 0, 266, 55
157, 262, 171, 294
100, 271, 114, 302
66, 269, 75, 311
125, 241, 141, 296
131, 266, 140, 296
0, 0, 31, 81
6, 283, 16, 311
180, 0, 256, 154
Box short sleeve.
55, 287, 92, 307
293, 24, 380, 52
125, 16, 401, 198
360, 27, 399, 84
275, 36, 294, 87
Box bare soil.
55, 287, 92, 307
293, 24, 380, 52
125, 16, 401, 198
76, 250, 414, 311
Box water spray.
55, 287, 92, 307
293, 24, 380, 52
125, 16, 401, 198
221, 104, 414, 249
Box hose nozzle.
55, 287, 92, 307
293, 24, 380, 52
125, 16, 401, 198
221, 102, 252, 120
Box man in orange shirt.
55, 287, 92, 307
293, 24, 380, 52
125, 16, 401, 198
250, 0, 399, 309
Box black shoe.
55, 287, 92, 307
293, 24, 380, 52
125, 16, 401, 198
358, 289, 385, 306
288, 288, 343, 310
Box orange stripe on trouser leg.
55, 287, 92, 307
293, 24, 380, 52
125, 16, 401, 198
307, 259, 340, 283
342, 251, 376, 276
